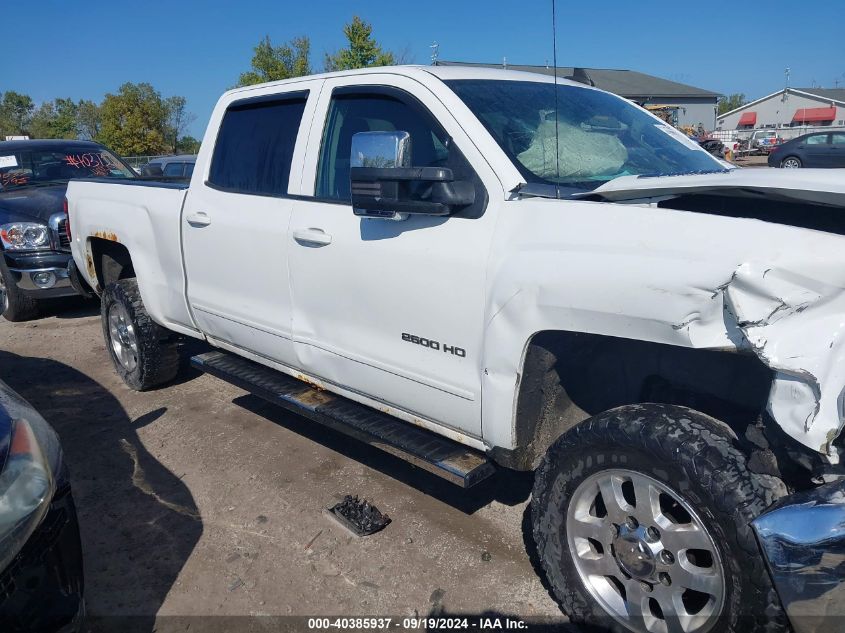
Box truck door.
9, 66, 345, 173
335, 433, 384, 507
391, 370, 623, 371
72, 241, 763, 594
182, 85, 320, 366
287, 78, 499, 438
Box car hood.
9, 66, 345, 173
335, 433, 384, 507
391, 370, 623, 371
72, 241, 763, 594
0, 184, 67, 224
579, 168, 845, 208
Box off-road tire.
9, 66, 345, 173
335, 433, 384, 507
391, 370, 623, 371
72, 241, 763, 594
101, 278, 179, 390
0, 257, 40, 322
532, 403, 786, 633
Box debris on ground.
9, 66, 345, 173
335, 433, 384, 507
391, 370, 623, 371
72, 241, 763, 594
327, 495, 391, 537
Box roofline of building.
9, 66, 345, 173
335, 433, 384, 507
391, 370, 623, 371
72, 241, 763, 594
718, 88, 845, 119
434, 60, 722, 98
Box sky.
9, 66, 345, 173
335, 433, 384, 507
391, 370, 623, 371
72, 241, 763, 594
3, 0, 843, 138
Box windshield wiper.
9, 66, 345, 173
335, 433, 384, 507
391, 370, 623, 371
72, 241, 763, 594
512, 182, 595, 200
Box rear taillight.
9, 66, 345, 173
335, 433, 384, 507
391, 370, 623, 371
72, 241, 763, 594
63, 197, 71, 241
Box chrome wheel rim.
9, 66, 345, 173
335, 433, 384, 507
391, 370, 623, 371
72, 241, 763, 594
781, 158, 801, 168
108, 302, 139, 371
566, 469, 725, 633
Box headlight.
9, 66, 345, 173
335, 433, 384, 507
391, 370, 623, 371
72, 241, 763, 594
0, 418, 54, 572
0, 222, 51, 251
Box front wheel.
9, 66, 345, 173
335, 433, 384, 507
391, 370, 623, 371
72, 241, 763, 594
101, 278, 179, 390
0, 257, 40, 322
532, 404, 785, 633
780, 156, 802, 168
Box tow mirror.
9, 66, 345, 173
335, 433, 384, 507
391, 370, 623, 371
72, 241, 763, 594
350, 131, 474, 220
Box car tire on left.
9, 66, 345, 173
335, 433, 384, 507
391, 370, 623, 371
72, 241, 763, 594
0, 257, 41, 322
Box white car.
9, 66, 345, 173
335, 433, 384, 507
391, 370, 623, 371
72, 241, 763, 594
66, 65, 845, 633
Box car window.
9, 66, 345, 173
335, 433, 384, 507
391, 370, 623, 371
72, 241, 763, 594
831, 133, 845, 145
0, 146, 135, 190
806, 134, 829, 145
315, 93, 459, 201
185, 162, 195, 178
162, 162, 185, 177
208, 92, 308, 196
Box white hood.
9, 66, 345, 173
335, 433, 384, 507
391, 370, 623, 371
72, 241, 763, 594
581, 168, 845, 207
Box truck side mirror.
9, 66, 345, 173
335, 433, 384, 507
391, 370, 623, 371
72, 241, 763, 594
349, 131, 474, 220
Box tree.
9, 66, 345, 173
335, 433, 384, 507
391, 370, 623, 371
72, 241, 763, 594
164, 96, 197, 154
98, 82, 169, 156
324, 16, 396, 71
176, 135, 201, 154
29, 98, 78, 139
76, 100, 102, 141
237, 35, 311, 86
718, 93, 747, 115
0, 91, 35, 137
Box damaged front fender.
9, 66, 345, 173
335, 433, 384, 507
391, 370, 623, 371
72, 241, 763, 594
724, 263, 845, 461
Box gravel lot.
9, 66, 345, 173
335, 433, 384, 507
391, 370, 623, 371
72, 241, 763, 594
0, 300, 569, 631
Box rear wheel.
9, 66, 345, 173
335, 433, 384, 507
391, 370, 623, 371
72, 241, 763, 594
780, 156, 802, 168
532, 404, 785, 633
0, 257, 40, 322
101, 278, 179, 390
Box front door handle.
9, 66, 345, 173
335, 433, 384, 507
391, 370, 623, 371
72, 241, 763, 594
293, 228, 332, 246
186, 211, 211, 227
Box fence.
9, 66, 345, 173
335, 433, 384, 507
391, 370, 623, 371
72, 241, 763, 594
707, 124, 845, 142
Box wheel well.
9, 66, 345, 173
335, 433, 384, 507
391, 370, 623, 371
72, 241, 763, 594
497, 330, 774, 471
89, 238, 135, 290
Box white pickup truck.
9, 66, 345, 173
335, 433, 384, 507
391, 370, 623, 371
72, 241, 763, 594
67, 65, 845, 633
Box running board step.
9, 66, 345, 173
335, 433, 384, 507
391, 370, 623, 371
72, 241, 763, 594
191, 351, 495, 488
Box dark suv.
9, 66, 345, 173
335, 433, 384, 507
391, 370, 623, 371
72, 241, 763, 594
0, 139, 136, 321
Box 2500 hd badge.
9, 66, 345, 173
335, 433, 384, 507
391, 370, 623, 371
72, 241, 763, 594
401, 332, 466, 357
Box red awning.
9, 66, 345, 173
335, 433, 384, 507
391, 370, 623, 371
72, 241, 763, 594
738, 112, 757, 126
792, 106, 836, 123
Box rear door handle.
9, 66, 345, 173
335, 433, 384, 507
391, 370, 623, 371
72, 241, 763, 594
186, 211, 211, 227
293, 228, 332, 246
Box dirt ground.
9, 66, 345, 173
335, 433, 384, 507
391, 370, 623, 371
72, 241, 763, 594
0, 300, 571, 631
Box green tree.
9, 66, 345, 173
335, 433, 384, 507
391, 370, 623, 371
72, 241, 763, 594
176, 135, 201, 154
76, 99, 102, 141
29, 98, 78, 139
0, 91, 35, 137
164, 95, 197, 154
718, 93, 747, 115
98, 82, 169, 155
324, 16, 396, 71
237, 35, 311, 86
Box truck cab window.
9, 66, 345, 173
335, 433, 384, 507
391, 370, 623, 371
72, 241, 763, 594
163, 162, 185, 177
316, 93, 462, 201
209, 94, 308, 196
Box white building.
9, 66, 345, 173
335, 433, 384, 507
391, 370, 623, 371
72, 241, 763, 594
717, 88, 845, 133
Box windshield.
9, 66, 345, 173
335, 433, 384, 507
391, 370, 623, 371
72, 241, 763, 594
446, 80, 726, 191
0, 145, 135, 190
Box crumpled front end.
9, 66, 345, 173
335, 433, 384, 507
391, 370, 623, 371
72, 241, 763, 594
752, 478, 845, 633
723, 263, 845, 462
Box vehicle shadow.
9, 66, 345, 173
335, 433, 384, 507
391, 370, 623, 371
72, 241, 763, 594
0, 350, 202, 633
233, 394, 535, 515
41, 296, 100, 319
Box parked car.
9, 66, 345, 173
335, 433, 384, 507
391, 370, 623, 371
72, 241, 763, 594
744, 129, 784, 154
768, 132, 845, 168
68, 65, 845, 633
138, 155, 196, 179
0, 139, 136, 321
0, 378, 84, 632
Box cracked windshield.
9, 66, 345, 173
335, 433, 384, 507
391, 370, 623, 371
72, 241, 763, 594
447, 79, 725, 190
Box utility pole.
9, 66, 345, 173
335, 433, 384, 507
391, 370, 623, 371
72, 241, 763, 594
782, 67, 790, 102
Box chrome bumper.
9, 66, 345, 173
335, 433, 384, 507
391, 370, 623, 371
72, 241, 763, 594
8, 265, 73, 293
752, 478, 845, 633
